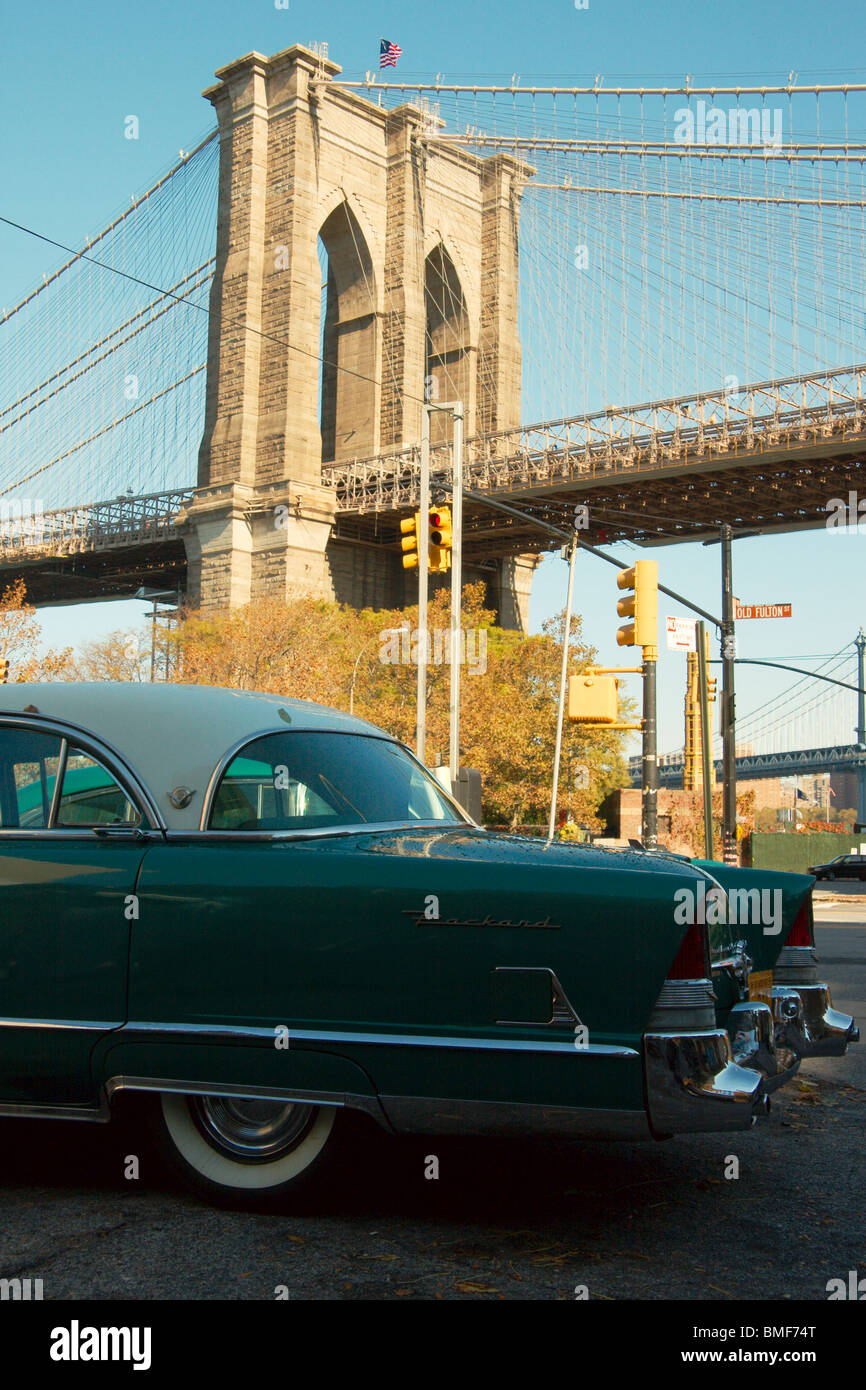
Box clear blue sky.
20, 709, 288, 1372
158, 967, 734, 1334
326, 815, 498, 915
1, 0, 864, 753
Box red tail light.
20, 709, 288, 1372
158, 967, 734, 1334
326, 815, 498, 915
786, 896, 815, 948
668, 923, 710, 980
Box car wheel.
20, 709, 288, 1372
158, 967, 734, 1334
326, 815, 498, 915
158, 1092, 338, 1206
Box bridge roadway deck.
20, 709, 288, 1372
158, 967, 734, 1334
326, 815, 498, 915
630, 745, 866, 788
2, 365, 864, 602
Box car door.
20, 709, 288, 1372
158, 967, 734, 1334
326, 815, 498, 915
0, 722, 149, 1106
848, 856, 866, 881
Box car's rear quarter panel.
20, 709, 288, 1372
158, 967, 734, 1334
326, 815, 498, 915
117, 835, 708, 1116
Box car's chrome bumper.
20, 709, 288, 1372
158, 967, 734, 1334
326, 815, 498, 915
644, 1029, 767, 1136
771, 984, 860, 1057
726, 1000, 800, 1092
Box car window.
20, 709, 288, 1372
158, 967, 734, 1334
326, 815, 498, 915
0, 727, 63, 829
55, 750, 141, 828
210, 732, 464, 832
0, 728, 142, 830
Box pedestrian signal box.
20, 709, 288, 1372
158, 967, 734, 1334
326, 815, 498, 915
568, 673, 619, 724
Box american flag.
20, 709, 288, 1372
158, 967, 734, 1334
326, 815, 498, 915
379, 38, 402, 69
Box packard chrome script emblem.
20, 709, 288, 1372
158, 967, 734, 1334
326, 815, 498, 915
402, 908, 561, 930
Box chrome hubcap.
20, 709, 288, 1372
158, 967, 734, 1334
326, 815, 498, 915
192, 1096, 315, 1162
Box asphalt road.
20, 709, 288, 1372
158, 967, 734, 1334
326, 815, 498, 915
1, 898, 864, 1302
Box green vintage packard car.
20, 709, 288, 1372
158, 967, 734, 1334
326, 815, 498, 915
0, 683, 857, 1204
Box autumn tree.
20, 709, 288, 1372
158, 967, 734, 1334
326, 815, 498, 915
72, 627, 152, 682
0, 578, 73, 681
173, 597, 360, 705
665, 786, 756, 858
166, 583, 631, 831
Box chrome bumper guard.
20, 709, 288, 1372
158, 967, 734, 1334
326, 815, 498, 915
772, 984, 860, 1058
727, 1000, 800, 1092
644, 1029, 767, 1137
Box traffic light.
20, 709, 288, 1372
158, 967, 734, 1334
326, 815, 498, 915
400, 513, 422, 569
0, 657, 8, 683
616, 560, 658, 649
428, 507, 452, 573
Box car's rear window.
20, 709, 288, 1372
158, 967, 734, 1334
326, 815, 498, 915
209, 732, 463, 832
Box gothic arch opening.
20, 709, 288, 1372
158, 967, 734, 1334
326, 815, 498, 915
425, 244, 471, 445
318, 202, 377, 464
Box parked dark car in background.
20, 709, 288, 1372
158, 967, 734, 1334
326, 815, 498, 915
808, 853, 866, 881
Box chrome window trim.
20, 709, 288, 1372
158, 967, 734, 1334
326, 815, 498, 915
200, 726, 471, 834
123, 1019, 638, 1057
47, 737, 69, 828
0, 829, 155, 842
164, 819, 473, 844
0, 713, 164, 832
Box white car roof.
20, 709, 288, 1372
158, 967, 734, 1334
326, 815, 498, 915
0, 682, 389, 830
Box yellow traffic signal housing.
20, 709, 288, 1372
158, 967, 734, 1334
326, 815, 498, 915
428, 507, 452, 572
616, 560, 658, 649
568, 673, 619, 724
400, 513, 421, 570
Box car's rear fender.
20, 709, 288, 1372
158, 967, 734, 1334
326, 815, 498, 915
691, 861, 814, 975
126, 838, 715, 1053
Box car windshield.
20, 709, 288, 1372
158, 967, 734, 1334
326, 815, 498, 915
209, 731, 465, 832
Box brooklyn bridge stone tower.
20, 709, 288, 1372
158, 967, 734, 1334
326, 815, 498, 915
184, 44, 535, 628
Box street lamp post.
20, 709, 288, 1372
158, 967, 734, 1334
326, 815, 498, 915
548, 540, 578, 842
856, 628, 866, 831
720, 524, 738, 862
418, 400, 463, 783
448, 404, 464, 788
417, 407, 430, 762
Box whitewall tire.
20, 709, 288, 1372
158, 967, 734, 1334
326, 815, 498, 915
158, 1092, 337, 1203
